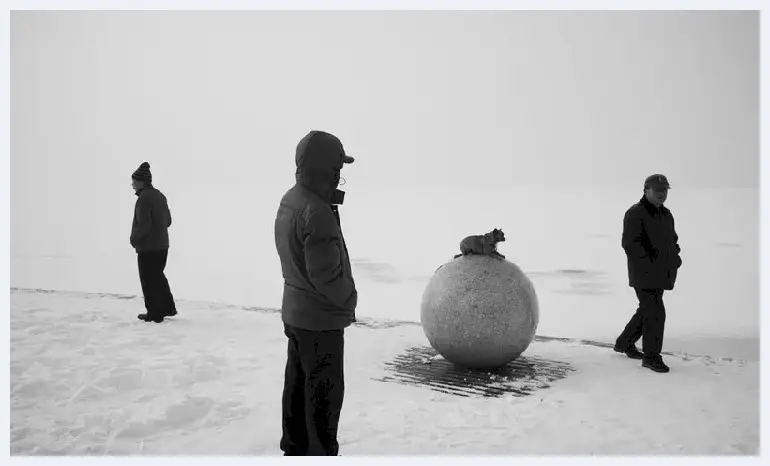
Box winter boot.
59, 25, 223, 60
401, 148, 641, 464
614, 344, 644, 360
642, 355, 670, 373
138, 313, 164, 323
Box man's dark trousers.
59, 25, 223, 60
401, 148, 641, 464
616, 288, 666, 358
137, 249, 176, 319
280, 323, 345, 456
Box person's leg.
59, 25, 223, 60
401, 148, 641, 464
136, 253, 153, 319
280, 324, 309, 456
296, 328, 345, 456
614, 288, 645, 358
642, 290, 666, 358
142, 251, 165, 322
157, 249, 177, 316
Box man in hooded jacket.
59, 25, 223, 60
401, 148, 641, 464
274, 130, 357, 456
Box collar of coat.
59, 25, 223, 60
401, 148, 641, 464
640, 195, 670, 217
134, 184, 154, 197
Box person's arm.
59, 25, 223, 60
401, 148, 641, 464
130, 196, 153, 246
671, 214, 682, 268
303, 205, 356, 309
621, 209, 650, 261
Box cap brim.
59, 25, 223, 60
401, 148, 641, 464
342, 155, 355, 164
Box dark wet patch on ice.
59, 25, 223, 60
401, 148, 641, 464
373, 346, 574, 398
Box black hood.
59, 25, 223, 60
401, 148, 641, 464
295, 131, 354, 204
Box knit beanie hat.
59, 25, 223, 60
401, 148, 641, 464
132, 162, 152, 183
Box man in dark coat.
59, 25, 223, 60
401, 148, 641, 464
274, 130, 358, 456
130, 161, 177, 323
615, 174, 682, 373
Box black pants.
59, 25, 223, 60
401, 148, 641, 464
616, 288, 666, 358
280, 323, 345, 456
137, 249, 176, 319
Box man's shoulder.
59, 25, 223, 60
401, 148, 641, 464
144, 187, 167, 204
283, 185, 328, 211
624, 200, 645, 217
279, 186, 331, 227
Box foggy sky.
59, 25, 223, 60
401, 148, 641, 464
12, 10, 758, 190
11, 10, 759, 257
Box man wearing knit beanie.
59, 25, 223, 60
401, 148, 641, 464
130, 161, 177, 323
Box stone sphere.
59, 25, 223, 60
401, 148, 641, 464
420, 255, 539, 369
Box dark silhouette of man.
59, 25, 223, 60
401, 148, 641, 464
615, 174, 682, 373
274, 131, 357, 455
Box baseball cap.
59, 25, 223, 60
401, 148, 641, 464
296, 131, 355, 168
644, 174, 671, 190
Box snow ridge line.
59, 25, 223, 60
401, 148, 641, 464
9, 287, 746, 364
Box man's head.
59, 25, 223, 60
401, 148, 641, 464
132, 162, 152, 194
643, 174, 670, 207
295, 131, 354, 203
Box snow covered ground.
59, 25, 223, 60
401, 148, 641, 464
9, 288, 759, 456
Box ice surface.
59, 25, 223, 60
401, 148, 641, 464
11, 186, 759, 339
9, 288, 759, 455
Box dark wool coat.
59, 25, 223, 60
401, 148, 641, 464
622, 196, 682, 291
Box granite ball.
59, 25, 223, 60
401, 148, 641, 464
420, 254, 539, 369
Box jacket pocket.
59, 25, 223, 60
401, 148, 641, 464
634, 258, 653, 276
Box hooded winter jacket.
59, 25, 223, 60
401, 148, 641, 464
130, 185, 172, 253
274, 131, 358, 331
622, 195, 682, 290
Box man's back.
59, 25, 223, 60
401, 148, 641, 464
275, 184, 357, 331
132, 186, 171, 252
